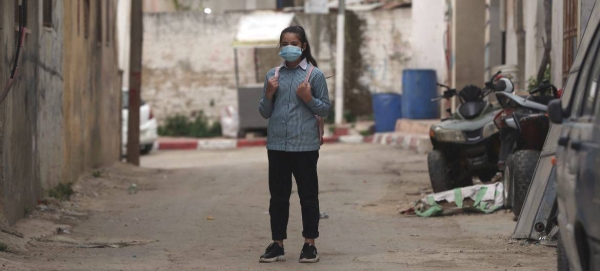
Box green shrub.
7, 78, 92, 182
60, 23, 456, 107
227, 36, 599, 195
48, 182, 74, 201
158, 112, 222, 138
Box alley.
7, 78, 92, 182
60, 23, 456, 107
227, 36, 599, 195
1, 144, 554, 270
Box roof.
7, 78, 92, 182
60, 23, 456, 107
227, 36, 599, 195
232, 12, 295, 49
327, 0, 411, 11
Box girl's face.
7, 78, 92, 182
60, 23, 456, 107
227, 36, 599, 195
280, 33, 305, 50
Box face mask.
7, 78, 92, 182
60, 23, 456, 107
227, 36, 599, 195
279, 45, 303, 62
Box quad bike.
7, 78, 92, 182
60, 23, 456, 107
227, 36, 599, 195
494, 79, 561, 217
427, 71, 503, 192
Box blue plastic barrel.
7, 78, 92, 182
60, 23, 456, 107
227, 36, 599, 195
372, 93, 402, 133
402, 69, 440, 119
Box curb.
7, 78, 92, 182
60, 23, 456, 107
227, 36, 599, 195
156, 133, 432, 154
157, 136, 340, 151
370, 132, 433, 154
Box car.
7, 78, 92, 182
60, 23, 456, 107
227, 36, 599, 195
547, 4, 600, 271
122, 90, 158, 155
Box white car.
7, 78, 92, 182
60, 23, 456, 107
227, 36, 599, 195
122, 90, 158, 155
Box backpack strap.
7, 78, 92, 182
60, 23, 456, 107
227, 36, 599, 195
274, 67, 281, 79
304, 65, 324, 145
304, 66, 314, 84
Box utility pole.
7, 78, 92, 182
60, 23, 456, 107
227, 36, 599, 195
127, 0, 143, 166
334, 0, 345, 125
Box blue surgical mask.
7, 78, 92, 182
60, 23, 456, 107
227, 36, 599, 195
279, 45, 303, 62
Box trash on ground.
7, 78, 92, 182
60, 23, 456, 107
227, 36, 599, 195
128, 183, 138, 194
56, 227, 71, 234
220, 105, 239, 138
206, 216, 214, 220
320, 212, 329, 219
414, 183, 504, 217
399, 207, 416, 215
38, 235, 158, 248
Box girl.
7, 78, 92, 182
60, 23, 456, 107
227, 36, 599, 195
258, 25, 330, 263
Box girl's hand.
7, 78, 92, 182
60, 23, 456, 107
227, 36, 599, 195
266, 77, 279, 100
296, 82, 312, 103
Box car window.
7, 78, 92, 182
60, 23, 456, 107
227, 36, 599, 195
582, 50, 600, 116
571, 27, 600, 118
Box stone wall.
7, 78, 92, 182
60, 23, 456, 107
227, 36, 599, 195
142, 8, 414, 123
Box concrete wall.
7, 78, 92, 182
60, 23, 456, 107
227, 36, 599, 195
551, 0, 564, 88
142, 13, 249, 121
62, 0, 121, 183
412, 0, 447, 84
486, 0, 503, 78
0, 0, 121, 225
142, 8, 414, 122
38, 0, 65, 191
143, 0, 276, 13
359, 8, 413, 94
452, 0, 486, 90
0, 0, 43, 226
524, 0, 546, 83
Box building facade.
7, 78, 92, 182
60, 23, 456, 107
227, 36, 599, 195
0, 0, 121, 225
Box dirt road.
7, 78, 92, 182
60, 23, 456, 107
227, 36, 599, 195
0, 144, 556, 270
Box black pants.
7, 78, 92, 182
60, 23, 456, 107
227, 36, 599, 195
268, 150, 320, 240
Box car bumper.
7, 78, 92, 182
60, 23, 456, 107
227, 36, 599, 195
121, 119, 158, 152
140, 118, 158, 145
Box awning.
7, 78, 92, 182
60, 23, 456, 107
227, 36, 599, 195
232, 12, 295, 49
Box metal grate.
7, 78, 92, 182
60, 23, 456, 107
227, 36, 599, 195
563, 0, 578, 82
464, 129, 482, 140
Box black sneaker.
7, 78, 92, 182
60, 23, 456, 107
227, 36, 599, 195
259, 242, 286, 263
299, 243, 319, 263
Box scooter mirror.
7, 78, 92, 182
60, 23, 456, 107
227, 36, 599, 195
548, 99, 564, 124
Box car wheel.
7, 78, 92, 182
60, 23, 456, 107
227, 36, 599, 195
511, 150, 540, 217
140, 144, 153, 155
557, 236, 570, 271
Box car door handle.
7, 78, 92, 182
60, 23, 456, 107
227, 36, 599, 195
558, 136, 569, 146
571, 140, 582, 151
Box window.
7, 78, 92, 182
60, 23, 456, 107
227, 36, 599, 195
43, 0, 53, 28
570, 26, 600, 118
563, 0, 579, 82
84, 0, 90, 38
581, 41, 600, 117
96, 0, 102, 43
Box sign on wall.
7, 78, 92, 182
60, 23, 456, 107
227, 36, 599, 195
305, 0, 329, 14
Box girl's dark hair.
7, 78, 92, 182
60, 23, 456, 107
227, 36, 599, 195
279, 25, 318, 67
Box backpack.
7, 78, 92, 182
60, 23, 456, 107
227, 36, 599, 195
274, 65, 325, 145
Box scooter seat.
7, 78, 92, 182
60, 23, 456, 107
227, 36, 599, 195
526, 95, 555, 105
458, 101, 487, 119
